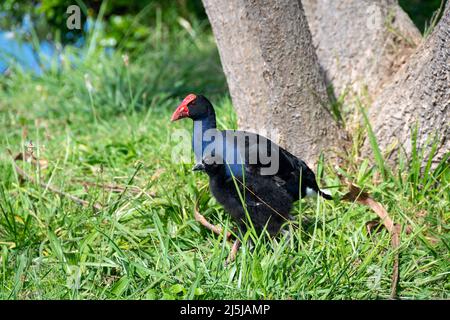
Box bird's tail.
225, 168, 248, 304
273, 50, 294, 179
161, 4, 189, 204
318, 188, 333, 200
299, 162, 333, 200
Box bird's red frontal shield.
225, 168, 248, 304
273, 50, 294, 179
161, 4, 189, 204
171, 94, 197, 121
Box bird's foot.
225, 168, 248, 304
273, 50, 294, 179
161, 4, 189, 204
194, 205, 232, 240
224, 239, 241, 267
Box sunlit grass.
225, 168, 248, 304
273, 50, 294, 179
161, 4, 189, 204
0, 22, 448, 300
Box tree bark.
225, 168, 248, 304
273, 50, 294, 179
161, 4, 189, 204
366, 1, 450, 165
302, 0, 422, 101
201, 0, 345, 165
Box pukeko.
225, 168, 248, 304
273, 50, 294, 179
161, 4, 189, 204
171, 94, 331, 263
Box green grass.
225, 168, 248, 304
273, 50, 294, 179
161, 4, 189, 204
0, 22, 449, 300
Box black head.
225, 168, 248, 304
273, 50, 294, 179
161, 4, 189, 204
170, 94, 215, 121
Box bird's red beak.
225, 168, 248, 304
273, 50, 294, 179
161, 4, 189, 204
171, 94, 197, 122
170, 103, 189, 122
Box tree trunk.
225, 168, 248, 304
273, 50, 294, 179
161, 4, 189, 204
302, 0, 422, 101
366, 1, 450, 165
201, 0, 345, 165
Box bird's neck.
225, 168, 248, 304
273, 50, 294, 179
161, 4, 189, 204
193, 110, 217, 138
193, 114, 216, 132
193, 113, 217, 164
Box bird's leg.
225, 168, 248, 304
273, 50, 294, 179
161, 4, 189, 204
224, 239, 241, 266
194, 206, 232, 240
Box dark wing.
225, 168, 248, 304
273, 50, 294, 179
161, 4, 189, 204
223, 130, 321, 200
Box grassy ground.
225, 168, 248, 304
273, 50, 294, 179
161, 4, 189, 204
0, 22, 449, 300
